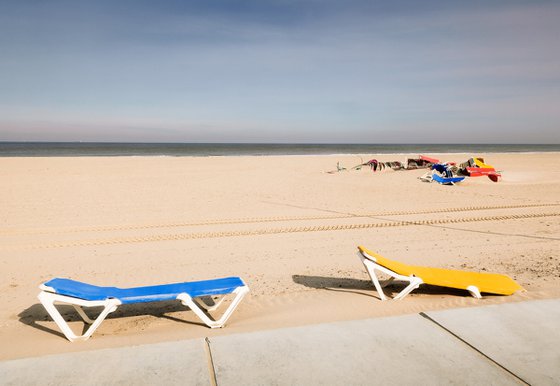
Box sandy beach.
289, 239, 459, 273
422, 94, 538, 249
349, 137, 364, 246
1, 152, 559, 360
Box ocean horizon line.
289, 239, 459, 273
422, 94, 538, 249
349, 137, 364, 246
1, 141, 559, 144
1, 142, 559, 157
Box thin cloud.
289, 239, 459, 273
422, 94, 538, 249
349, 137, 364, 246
0, 1, 559, 142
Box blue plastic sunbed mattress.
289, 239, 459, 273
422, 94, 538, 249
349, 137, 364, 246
43, 277, 245, 304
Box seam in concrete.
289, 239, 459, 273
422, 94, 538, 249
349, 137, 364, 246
419, 312, 530, 385
204, 337, 218, 386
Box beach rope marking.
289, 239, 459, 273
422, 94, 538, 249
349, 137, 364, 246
4, 211, 559, 251
1, 203, 558, 236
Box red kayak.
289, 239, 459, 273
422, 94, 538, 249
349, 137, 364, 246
420, 155, 440, 164
466, 167, 501, 182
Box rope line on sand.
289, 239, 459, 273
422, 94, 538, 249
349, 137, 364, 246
7, 211, 559, 250
1, 203, 558, 235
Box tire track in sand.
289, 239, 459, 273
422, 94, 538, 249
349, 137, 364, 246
1, 202, 558, 236
3, 211, 559, 251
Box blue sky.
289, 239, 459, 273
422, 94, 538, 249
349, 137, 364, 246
0, 0, 559, 143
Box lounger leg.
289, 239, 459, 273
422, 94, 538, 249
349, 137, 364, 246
393, 277, 423, 300
38, 292, 120, 342
193, 295, 228, 312
72, 305, 95, 324
467, 285, 482, 299
360, 254, 424, 301
362, 260, 389, 301
379, 277, 395, 288
177, 286, 249, 328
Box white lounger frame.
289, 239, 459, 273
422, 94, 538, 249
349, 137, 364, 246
358, 251, 482, 300
38, 284, 250, 342
418, 171, 433, 183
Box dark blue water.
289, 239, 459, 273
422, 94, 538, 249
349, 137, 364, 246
0, 142, 558, 157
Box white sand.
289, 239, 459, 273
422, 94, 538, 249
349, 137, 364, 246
1, 152, 559, 359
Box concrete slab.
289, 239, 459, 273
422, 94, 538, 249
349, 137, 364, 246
425, 299, 560, 385
0, 339, 210, 386
208, 314, 520, 386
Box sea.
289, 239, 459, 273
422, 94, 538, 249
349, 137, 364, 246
0, 142, 558, 157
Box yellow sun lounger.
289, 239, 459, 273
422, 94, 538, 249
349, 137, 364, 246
357, 246, 523, 300
473, 157, 494, 169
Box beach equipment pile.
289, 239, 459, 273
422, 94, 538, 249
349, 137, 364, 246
329, 155, 501, 185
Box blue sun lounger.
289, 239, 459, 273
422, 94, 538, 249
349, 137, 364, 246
38, 277, 249, 342
431, 173, 465, 185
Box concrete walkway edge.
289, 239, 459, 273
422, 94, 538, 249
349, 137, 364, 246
1, 299, 558, 385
